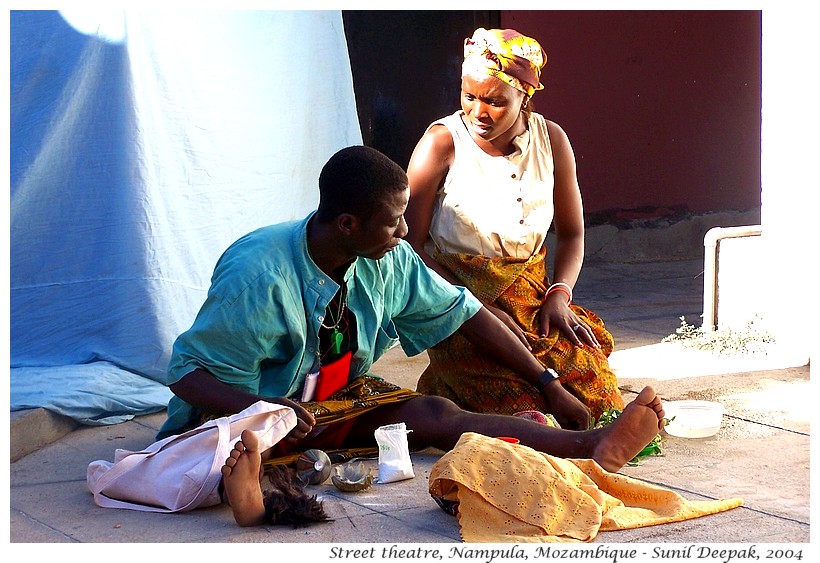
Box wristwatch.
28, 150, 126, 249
538, 368, 560, 387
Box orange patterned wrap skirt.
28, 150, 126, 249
417, 249, 624, 421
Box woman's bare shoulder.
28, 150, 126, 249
411, 122, 455, 166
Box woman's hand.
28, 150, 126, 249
539, 379, 591, 430
266, 397, 316, 443
485, 303, 531, 350
538, 293, 600, 348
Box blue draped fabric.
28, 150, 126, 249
10, 10, 362, 424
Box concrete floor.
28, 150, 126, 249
8, 258, 812, 551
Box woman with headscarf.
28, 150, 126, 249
405, 28, 625, 423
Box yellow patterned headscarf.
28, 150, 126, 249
462, 28, 546, 97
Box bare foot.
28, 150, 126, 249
592, 386, 665, 472
221, 429, 266, 527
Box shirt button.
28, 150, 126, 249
308, 347, 315, 353
318, 279, 325, 285
511, 173, 517, 179
519, 219, 525, 224
517, 197, 522, 202
318, 315, 324, 322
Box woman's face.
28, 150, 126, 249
460, 73, 526, 146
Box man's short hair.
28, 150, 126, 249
316, 146, 408, 223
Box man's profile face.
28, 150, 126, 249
351, 186, 410, 260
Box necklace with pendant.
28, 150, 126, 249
320, 284, 347, 355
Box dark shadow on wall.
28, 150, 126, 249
342, 10, 499, 169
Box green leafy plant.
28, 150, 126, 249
662, 316, 775, 355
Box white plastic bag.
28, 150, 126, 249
374, 422, 414, 483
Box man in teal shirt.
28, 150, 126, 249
160, 211, 485, 439
162, 145, 666, 527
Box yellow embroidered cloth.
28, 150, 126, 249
429, 432, 744, 543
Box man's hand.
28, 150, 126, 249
539, 380, 590, 430
169, 368, 318, 442
267, 397, 316, 442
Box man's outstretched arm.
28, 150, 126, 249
170, 368, 316, 442
456, 307, 591, 430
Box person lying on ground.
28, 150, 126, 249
222, 385, 663, 527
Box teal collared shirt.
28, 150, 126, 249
159, 213, 481, 438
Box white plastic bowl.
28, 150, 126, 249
663, 400, 726, 438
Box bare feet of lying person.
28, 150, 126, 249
221, 429, 266, 527
592, 386, 666, 472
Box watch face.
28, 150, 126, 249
539, 368, 559, 385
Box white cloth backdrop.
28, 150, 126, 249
10, 10, 363, 424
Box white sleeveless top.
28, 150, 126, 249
427, 110, 555, 259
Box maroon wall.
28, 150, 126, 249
344, 11, 761, 224
501, 10, 762, 221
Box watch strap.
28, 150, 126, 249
538, 368, 560, 386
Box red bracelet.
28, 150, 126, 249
546, 282, 572, 305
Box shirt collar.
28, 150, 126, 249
296, 211, 358, 288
